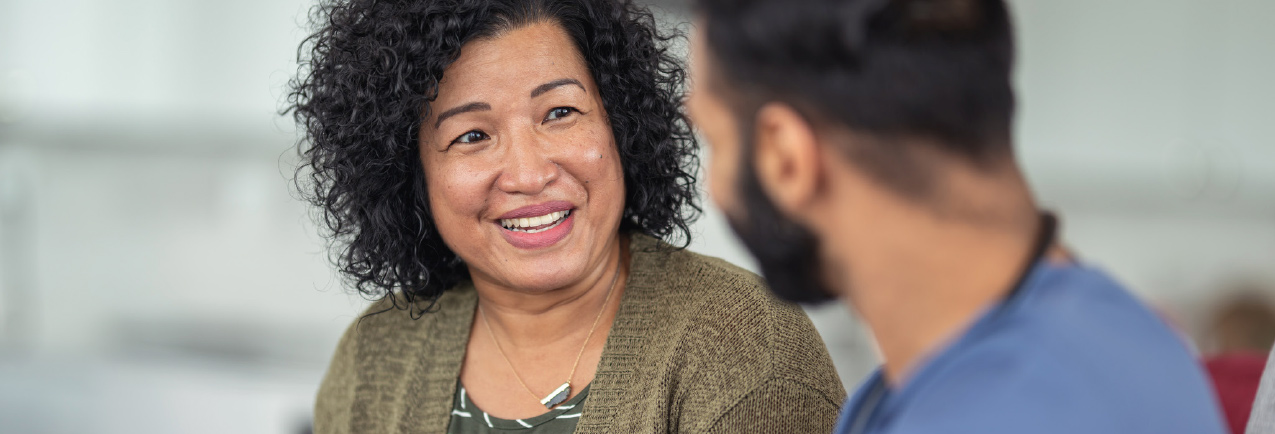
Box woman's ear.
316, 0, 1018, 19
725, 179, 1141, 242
751, 102, 823, 223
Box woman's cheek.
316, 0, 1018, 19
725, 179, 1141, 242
573, 122, 622, 180
427, 161, 491, 241
576, 131, 625, 218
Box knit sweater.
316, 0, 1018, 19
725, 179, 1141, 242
314, 234, 846, 433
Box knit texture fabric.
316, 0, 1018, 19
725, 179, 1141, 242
314, 234, 847, 433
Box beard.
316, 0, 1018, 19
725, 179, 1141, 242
723, 130, 837, 305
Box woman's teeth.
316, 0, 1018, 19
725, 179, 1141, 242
500, 210, 570, 233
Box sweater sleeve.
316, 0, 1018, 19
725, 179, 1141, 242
313, 318, 360, 434
703, 377, 843, 434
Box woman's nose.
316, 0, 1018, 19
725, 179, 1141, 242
495, 131, 560, 195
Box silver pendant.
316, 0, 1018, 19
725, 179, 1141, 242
540, 382, 571, 408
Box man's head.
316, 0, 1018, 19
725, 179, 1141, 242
686, 0, 1019, 303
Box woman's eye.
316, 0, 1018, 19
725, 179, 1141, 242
544, 107, 578, 122
452, 130, 489, 145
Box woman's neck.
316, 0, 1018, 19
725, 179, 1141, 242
471, 235, 629, 348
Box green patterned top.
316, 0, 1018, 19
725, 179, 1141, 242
446, 384, 590, 433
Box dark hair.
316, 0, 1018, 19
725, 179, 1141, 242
695, 0, 1016, 194
287, 0, 699, 314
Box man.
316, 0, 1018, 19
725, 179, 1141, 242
684, 0, 1227, 432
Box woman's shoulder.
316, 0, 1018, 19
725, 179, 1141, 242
323, 285, 476, 389
629, 233, 765, 298
620, 234, 846, 430
646, 247, 831, 363
629, 233, 797, 324
339, 284, 478, 345
628, 233, 840, 377
315, 286, 475, 431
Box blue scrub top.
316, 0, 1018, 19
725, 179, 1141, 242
835, 261, 1227, 434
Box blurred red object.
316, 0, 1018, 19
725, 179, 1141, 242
1204, 352, 1268, 434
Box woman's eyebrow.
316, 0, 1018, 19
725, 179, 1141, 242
434, 102, 491, 128
530, 78, 586, 98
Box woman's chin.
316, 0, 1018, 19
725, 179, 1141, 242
493, 246, 608, 293
471, 212, 623, 292
502, 270, 587, 293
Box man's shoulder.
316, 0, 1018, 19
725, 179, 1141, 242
887, 264, 1225, 434
884, 347, 1225, 434
996, 264, 1198, 381
888, 366, 1226, 434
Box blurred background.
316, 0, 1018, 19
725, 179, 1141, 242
1, 0, 1273, 432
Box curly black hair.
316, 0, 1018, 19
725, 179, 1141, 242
286, 0, 699, 315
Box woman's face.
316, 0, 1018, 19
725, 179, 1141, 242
419, 21, 625, 292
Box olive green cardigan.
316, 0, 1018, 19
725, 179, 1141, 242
314, 234, 846, 433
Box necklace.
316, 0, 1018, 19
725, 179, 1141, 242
478, 261, 622, 409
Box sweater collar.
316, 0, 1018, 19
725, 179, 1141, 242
428, 233, 668, 433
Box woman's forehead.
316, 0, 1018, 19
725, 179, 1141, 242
435, 21, 595, 104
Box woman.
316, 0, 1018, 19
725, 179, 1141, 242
288, 0, 845, 432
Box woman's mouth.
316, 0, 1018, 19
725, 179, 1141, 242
499, 210, 571, 233
495, 203, 576, 249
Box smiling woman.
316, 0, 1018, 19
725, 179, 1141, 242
287, 1, 845, 433
420, 24, 627, 292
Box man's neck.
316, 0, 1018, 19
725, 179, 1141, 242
822, 168, 1041, 386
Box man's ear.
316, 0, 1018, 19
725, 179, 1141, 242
752, 102, 822, 221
